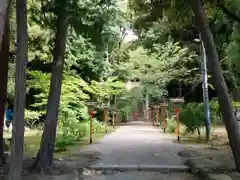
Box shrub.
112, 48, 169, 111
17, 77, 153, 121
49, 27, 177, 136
59, 110, 88, 140
179, 100, 222, 135
24, 110, 42, 128
179, 103, 205, 134
93, 119, 104, 133
55, 109, 106, 151
166, 117, 177, 133
55, 135, 75, 151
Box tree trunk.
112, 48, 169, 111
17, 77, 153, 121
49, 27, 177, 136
8, 0, 28, 179
32, 7, 69, 172
0, 0, 11, 165
0, 0, 8, 51
189, 0, 240, 171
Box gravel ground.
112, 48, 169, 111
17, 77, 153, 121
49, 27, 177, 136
82, 121, 186, 166
79, 121, 198, 180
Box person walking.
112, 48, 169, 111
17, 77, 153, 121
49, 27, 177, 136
5, 104, 13, 132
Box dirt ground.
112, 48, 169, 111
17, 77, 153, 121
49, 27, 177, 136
0, 151, 99, 179
180, 126, 240, 180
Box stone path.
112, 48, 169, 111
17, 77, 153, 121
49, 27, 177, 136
79, 121, 198, 180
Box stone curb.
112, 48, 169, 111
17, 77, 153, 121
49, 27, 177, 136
192, 168, 232, 180
88, 164, 190, 172
185, 158, 232, 180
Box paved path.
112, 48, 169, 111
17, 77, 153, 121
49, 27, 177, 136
85, 121, 184, 166
80, 121, 198, 180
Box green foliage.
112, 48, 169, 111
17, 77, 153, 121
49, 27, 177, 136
59, 111, 88, 141
7, 62, 16, 99
179, 103, 205, 133
165, 117, 177, 133
90, 77, 125, 101
55, 118, 105, 151
65, 28, 105, 81
233, 101, 240, 108
116, 87, 143, 113
93, 119, 105, 134
55, 135, 75, 151
27, 71, 91, 118
118, 40, 197, 102
227, 23, 240, 87
128, 0, 240, 96
179, 100, 224, 134
24, 110, 42, 128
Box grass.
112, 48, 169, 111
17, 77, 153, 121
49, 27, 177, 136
165, 125, 229, 146
4, 126, 115, 158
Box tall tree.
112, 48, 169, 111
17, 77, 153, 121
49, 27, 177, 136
189, 0, 240, 171
8, 0, 28, 179
0, 0, 11, 165
32, 0, 69, 172
0, 0, 9, 51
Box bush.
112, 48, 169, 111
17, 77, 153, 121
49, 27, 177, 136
56, 109, 106, 151
59, 110, 88, 140
179, 101, 222, 135
24, 110, 42, 128
93, 119, 104, 133
166, 117, 177, 133
179, 103, 205, 134
55, 135, 75, 151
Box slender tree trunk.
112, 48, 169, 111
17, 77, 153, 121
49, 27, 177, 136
0, 0, 8, 51
0, 0, 11, 165
32, 7, 69, 172
8, 0, 28, 179
189, 0, 240, 171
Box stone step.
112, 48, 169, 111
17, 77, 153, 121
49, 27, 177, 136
88, 164, 190, 172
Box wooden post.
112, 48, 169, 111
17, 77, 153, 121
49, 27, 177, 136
112, 111, 115, 128
149, 109, 152, 124
156, 107, 159, 126
152, 105, 161, 126
176, 108, 180, 141
104, 108, 108, 133
89, 111, 93, 144
87, 102, 97, 144
169, 98, 184, 140
151, 108, 155, 126
163, 109, 166, 132
160, 103, 168, 133
162, 107, 166, 133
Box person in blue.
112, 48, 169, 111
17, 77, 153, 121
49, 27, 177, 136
5, 103, 13, 128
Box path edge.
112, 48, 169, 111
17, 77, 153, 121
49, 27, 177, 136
185, 158, 232, 180
88, 164, 190, 172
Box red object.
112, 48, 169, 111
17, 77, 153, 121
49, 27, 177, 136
89, 111, 95, 118
133, 112, 139, 121
175, 108, 180, 114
